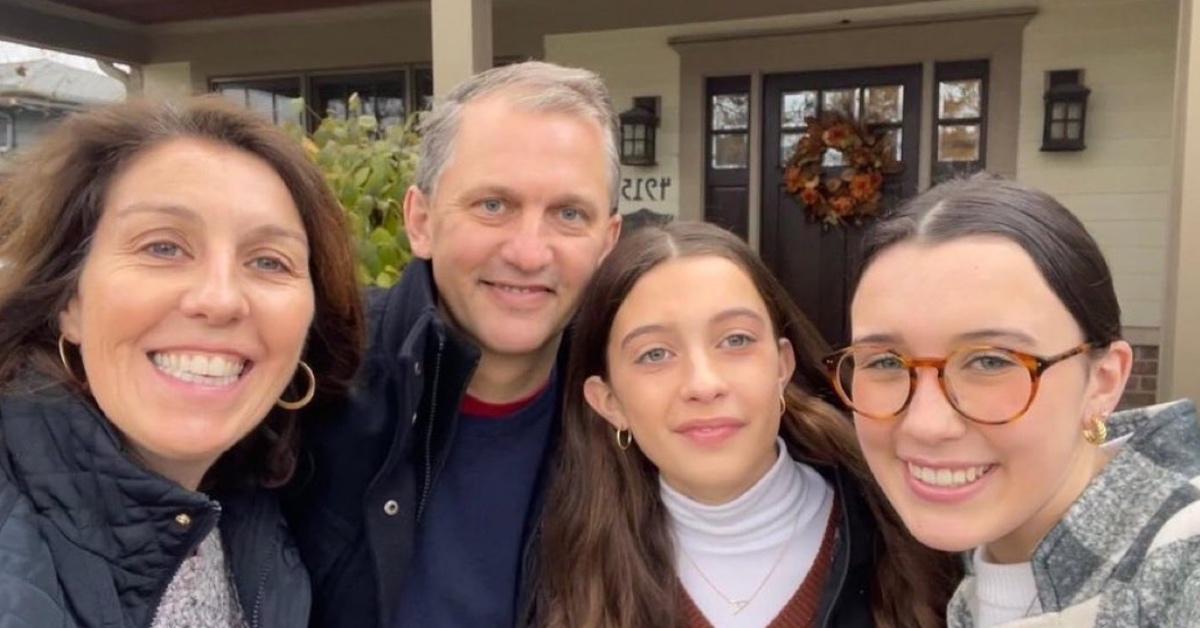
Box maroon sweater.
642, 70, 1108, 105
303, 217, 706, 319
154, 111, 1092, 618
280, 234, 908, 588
679, 497, 843, 628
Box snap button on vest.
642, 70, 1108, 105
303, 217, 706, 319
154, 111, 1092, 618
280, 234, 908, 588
383, 500, 400, 516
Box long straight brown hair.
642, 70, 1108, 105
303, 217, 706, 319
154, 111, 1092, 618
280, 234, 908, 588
538, 221, 958, 627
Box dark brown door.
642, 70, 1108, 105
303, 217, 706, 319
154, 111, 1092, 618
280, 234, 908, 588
761, 65, 922, 348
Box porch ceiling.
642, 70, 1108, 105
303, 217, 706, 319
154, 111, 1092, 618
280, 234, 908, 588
47, 0, 424, 25
44, 0, 931, 28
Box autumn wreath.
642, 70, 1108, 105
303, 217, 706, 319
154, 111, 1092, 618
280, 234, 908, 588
783, 113, 901, 227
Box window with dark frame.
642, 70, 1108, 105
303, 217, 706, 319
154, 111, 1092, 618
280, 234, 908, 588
213, 76, 304, 127
211, 66, 436, 131
709, 91, 750, 170
933, 60, 989, 184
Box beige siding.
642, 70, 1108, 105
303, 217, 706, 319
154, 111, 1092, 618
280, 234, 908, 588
1016, 0, 1179, 329
545, 28, 682, 217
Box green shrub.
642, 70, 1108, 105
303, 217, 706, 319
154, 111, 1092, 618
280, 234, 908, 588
289, 93, 419, 288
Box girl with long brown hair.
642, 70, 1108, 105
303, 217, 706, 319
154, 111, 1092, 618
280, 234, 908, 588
538, 221, 957, 627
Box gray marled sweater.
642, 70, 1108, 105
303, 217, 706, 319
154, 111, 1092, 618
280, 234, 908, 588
948, 399, 1200, 627
150, 528, 248, 628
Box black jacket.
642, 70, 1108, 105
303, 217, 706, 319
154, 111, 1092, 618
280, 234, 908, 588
0, 379, 308, 628
286, 259, 559, 628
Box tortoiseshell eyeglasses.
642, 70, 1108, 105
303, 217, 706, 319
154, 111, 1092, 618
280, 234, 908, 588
822, 343, 1092, 425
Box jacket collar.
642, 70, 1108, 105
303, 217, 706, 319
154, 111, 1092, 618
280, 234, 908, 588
0, 377, 222, 626
1033, 399, 1200, 610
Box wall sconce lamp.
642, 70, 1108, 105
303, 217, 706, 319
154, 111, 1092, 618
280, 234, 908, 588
619, 96, 660, 166
1041, 69, 1090, 152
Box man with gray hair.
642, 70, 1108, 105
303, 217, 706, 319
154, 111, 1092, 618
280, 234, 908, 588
286, 61, 622, 628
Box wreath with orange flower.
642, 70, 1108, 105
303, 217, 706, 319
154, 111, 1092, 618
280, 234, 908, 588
783, 113, 901, 227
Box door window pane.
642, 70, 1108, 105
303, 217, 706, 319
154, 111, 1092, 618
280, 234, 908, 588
822, 89, 859, 119
711, 133, 748, 169
938, 79, 982, 119
782, 91, 817, 128
780, 132, 802, 164
864, 85, 904, 123
883, 128, 903, 162
938, 124, 981, 162
712, 94, 749, 131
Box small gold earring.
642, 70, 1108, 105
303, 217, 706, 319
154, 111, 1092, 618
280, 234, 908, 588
1083, 412, 1109, 445
779, 391, 787, 417
615, 427, 633, 451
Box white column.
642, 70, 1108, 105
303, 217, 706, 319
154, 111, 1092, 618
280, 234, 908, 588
431, 0, 493, 98
142, 62, 194, 100
1163, 0, 1200, 404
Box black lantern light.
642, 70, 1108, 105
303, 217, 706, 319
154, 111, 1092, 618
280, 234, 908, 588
1041, 69, 1090, 152
619, 96, 660, 166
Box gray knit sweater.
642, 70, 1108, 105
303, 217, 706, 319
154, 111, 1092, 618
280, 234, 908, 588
150, 528, 248, 628
948, 399, 1200, 627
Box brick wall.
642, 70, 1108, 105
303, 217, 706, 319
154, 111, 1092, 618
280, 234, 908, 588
1119, 344, 1160, 409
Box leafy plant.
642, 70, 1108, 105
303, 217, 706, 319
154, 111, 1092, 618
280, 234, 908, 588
288, 94, 419, 288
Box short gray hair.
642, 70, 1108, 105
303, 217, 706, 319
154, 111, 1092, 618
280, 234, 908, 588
415, 61, 621, 211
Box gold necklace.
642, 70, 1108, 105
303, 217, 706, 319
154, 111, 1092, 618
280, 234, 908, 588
678, 511, 804, 615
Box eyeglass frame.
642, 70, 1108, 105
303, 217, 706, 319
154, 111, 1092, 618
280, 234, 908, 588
821, 342, 1094, 425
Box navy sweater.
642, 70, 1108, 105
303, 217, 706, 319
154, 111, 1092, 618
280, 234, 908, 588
393, 377, 558, 627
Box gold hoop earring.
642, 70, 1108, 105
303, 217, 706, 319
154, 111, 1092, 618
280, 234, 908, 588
1083, 412, 1109, 445
615, 427, 633, 451
779, 391, 787, 417
277, 361, 316, 410
58, 334, 84, 384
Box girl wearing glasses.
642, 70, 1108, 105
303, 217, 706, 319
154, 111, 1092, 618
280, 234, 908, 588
833, 176, 1200, 627
537, 222, 957, 627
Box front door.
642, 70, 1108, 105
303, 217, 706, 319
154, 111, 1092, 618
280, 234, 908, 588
761, 65, 922, 348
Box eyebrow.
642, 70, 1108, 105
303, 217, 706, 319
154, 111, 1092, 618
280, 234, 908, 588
618, 307, 767, 350
114, 203, 307, 246
852, 328, 1039, 347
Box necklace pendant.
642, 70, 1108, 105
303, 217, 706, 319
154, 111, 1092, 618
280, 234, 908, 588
732, 600, 749, 614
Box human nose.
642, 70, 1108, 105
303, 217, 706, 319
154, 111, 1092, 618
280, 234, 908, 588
681, 349, 730, 404
896, 366, 967, 442
500, 210, 553, 273
178, 252, 250, 325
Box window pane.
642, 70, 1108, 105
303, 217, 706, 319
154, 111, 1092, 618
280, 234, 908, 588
1066, 121, 1082, 140
938, 124, 980, 162
711, 133, 748, 169
864, 85, 904, 124
712, 94, 749, 131
1052, 101, 1067, 121
883, 127, 903, 162
782, 91, 817, 128
780, 132, 802, 164
0, 115, 11, 150
1050, 121, 1065, 140
312, 71, 407, 131
938, 79, 982, 119
212, 78, 301, 127
1067, 102, 1083, 120
822, 89, 859, 119
823, 148, 845, 167
415, 68, 434, 111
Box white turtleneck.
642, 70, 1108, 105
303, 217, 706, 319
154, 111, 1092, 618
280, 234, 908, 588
661, 438, 834, 628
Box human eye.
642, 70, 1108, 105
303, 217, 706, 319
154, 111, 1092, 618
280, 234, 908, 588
249, 255, 291, 273
962, 350, 1021, 372
719, 333, 757, 350
141, 240, 184, 260
558, 207, 587, 223
635, 347, 673, 365
861, 352, 905, 370
479, 198, 505, 215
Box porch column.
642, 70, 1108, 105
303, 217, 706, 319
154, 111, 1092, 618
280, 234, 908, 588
431, 0, 493, 98
141, 62, 194, 100
1163, 0, 1200, 404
